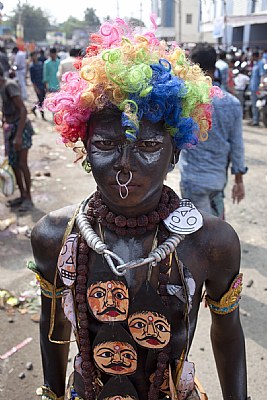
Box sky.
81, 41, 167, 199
3, 0, 152, 26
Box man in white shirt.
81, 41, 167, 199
57, 48, 81, 83
234, 69, 250, 114
12, 46, 27, 100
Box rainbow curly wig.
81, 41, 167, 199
44, 17, 222, 149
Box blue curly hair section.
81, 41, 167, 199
120, 59, 200, 149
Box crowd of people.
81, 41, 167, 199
214, 47, 267, 125
0, 45, 81, 118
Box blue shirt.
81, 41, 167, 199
30, 61, 45, 90
179, 91, 247, 192
250, 59, 264, 91
43, 58, 60, 91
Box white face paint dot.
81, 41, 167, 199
148, 315, 154, 322
114, 345, 120, 351
107, 283, 112, 289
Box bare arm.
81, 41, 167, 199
31, 209, 74, 397
205, 220, 247, 400
11, 96, 27, 151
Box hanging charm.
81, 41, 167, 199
57, 233, 78, 286
98, 376, 139, 400
163, 199, 203, 235
92, 324, 137, 376
128, 282, 171, 349
62, 288, 77, 331
87, 268, 129, 323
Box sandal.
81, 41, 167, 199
18, 199, 34, 212
6, 197, 24, 207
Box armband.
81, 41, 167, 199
36, 385, 64, 400
27, 260, 65, 299
205, 273, 243, 315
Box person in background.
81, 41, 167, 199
11, 46, 27, 100
0, 47, 10, 78
29, 51, 46, 120
248, 50, 265, 126
0, 63, 34, 211
57, 48, 81, 83
215, 50, 229, 91
234, 68, 250, 117
38, 49, 47, 64
227, 58, 236, 95
58, 47, 69, 61
43, 47, 60, 93
179, 43, 247, 219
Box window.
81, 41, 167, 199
251, 0, 256, 13
186, 13, 192, 24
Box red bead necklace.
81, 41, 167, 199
86, 185, 180, 236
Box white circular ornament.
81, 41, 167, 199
163, 198, 203, 235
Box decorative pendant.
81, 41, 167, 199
166, 262, 196, 312
92, 324, 137, 376
74, 354, 83, 377
98, 376, 139, 400
87, 268, 129, 323
62, 288, 77, 331
57, 233, 78, 286
128, 282, 171, 350
163, 199, 203, 235
176, 361, 196, 400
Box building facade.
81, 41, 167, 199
155, 0, 200, 45
200, 0, 267, 49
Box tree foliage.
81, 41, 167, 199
84, 8, 100, 29
8, 3, 50, 41
59, 17, 84, 40
6, 4, 102, 42
128, 17, 145, 27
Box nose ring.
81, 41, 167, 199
116, 170, 133, 199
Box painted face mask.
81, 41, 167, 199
98, 376, 139, 400
92, 324, 137, 375
57, 233, 78, 286
128, 282, 171, 349
163, 198, 203, 235
87, 269, 129, 322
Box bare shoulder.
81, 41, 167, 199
31, 204, 78, 282
194, 212, 241, 300
201, 212, 241, 262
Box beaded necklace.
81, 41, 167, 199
86, 185, 180, 237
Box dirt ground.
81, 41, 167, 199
0, 86, 266, 400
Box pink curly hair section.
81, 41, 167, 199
210, 85, 224, 98
44, 71, 91, 143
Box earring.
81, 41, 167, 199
82, 159, 92, 173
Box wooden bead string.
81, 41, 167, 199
76, 237, 100, 400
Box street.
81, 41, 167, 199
0, 90, 266, 400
